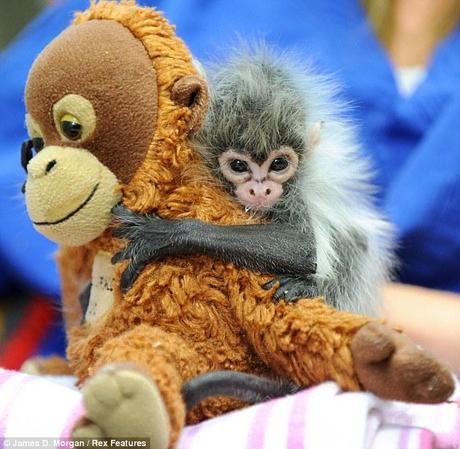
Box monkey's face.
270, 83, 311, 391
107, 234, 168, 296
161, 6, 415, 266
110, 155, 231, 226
218, 147, 299, 211
22, 19, 206, 247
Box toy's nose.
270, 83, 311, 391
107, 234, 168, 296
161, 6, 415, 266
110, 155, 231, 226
28, 157, 58, 179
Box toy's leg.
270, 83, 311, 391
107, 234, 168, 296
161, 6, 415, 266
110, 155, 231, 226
235, 294, 454, 403
72, 325, 207, 449
351, 322, 454, 403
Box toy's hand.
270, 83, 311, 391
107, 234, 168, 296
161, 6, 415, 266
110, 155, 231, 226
111, 205, 185, 292
263, 275, 319, 303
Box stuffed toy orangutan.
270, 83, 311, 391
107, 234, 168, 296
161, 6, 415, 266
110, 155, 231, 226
21, 1, 453, 448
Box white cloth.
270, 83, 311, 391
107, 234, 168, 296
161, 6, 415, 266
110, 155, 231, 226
0, 369, 459, 449
179, 381, 460, 449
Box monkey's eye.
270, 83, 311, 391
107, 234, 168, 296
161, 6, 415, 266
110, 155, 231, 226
270, 157, 289, 172
60, 114, 82, 140
229, 159, 249, 173
32, 137, 44, 152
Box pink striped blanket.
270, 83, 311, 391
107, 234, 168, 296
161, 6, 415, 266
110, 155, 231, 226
0, 369, 459, 448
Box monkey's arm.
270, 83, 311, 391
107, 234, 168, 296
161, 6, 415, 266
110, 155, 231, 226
112, 205, 316, 292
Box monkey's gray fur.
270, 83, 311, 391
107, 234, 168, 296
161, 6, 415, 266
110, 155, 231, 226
193, 46, 395, 315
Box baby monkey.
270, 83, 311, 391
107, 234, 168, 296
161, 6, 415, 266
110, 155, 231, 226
113, 48, 393, 314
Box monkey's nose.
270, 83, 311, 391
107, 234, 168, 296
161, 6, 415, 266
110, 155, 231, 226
249, 187, 272, 197
28, 158, 58, 179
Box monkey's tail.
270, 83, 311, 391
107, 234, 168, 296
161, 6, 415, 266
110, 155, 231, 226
181, 370, 302, 410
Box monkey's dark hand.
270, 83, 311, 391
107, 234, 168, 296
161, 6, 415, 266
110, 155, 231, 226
111, 205, 187, 292
263, 276, 319, 303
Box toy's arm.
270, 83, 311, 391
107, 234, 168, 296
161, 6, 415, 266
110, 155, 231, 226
231, 289, 454, 403
235, 295, 368, 389
382, 283, 460, 373
112, 205, 317, 293
56, 245, 93, 330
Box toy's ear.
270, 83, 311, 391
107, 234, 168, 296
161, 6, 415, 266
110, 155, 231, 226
171, 75, 208, 134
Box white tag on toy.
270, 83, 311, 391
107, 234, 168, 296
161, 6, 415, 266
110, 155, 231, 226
85, 251, 115, 323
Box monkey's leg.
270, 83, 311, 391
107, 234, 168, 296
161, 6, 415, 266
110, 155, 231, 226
263, 275, 319, 302
71, 325, 209, 449
232, 292, 454, 403
112, 205, 316, 291
316, 229, 384, 315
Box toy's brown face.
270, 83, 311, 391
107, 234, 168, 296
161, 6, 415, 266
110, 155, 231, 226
23, 20, 206, 246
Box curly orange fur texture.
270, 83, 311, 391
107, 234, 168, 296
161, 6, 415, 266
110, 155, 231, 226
54, 1, 373, 446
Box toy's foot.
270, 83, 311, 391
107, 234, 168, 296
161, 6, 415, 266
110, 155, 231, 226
72, 364, 170, 449
21, 356, 72, 375
72, 421, 106, 449
351, 322, 454, 404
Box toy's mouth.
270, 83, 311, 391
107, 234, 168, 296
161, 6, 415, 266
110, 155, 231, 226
33, 183, 99, 226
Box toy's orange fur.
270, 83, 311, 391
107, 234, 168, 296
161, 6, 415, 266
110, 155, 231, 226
57, 2, 372, 446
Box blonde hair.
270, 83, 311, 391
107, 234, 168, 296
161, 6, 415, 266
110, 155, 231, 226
362, 0, 460, 46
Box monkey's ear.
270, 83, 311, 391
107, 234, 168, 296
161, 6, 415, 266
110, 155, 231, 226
307, 121, 323, 149
171, 75, 208, 134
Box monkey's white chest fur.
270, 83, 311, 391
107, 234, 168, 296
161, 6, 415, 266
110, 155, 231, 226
85, 251, 115, 324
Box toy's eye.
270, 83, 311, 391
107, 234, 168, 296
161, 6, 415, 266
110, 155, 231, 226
230, 159, 249, 173
60, 114, 82, 140
32, 137, 44, 152
270, 157, 289, 172
21, 140, 34, 173
20, 137, 45, 176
